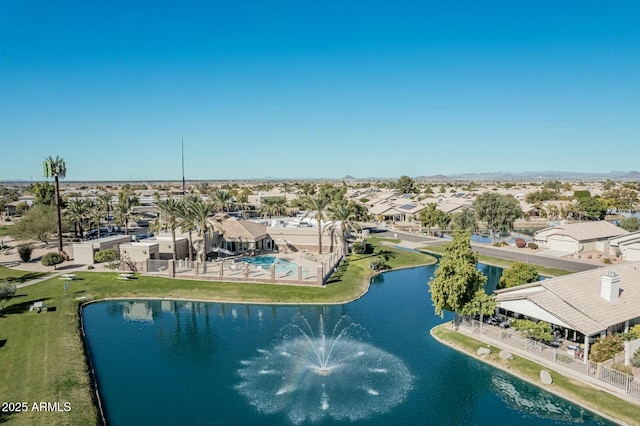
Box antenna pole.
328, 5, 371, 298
181, 137, 186, 195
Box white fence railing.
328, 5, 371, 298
457, 318, 639, 401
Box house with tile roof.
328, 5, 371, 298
533, 221, 628, 254
495, 261, 640, 362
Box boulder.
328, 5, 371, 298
477, 347, 491, 357
540, 370, 553, 385
499, 350, 513, 361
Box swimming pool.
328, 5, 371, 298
243, 255, 304, 275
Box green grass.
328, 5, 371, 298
0, 266, 49, 283
0, 241, 436, 425
0, 225, 11, 237
432, 325, 639, 426
419, 246, 572, 277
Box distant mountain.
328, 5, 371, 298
416, 171, 640, 181
342, 175, 356, 180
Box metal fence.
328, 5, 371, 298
457, 318, 639, 401
147, 259, 170, 274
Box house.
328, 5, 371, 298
217, 218, 270, 255
495, 261, 640, 362
533, 221, 628, 254
609, 231, 640, 261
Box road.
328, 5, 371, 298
372, 228, 601, 273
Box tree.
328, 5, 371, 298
211, 189, 234, 213
395, 175, 417, 194
511, 319, 553, 343
619, 216, 640, 232
113, 190, 140, 235
602, 188, 638, 213
473, 193, 522, 242
260, 197, 286, 218
42, 252, 65, 269
0, 280, 17, 309
31, 181, 56, 206
187, 198, 219, 263
419, 203, 440, 235
300, 193, 332, 254
235, 193, 251, 219
428, 230, 487, 318
498, 262, 539, 289
178, 193, 199, 261
64, 198, 92, 238
97, 192, 113, 226
17, 244, 32, 262
451, 207, 477, 232
43, 155, 67, 255
326, 200, 361, 256
460, 289, 497, 323
8, 204, 58, 244
572, 197, 606, 221
150, 197, 182, 260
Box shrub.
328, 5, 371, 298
351, 242, 366, 255
602, 258, 612, 264
527, 242, 538, 250
511, 319, 553, 343
515, 238, 526, 248
17, 244, 33, 262
631, 349, 640, 368
590, 335, 624, 363
94, 248, 118, 264
369, 258, 390, 271
630, 324, 640, 339
0, 280, 17, 308
41, 252, 65, 269
611, 363, 633, 375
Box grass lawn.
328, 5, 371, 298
0, 225, 11, 237
0, 241, 435, 425
432, 324, 639, 426
0, 266, 49, 284
419, 246, 572, 277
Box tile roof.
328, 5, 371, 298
496, 261, 640, 336
534, 221, 628, 242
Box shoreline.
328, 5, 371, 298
430, 323, 635, 426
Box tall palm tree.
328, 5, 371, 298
88, 204, 105, 239
97, 192, 113, 226
188, 198, 219, 262
113, 190, 140, 235
327, 201, 362, 256
300, 193, 332, 254
178, 193, 200, 261
43, 155, 66, 254
150, 197, 182, 260
235, 193, 251, 219
64, 198, 92, 238
210, 189, 234, 213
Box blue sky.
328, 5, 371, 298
1, 1, 639, 181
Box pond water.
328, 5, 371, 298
82, 264, 612, 426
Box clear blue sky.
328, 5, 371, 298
1, 1, 639, 181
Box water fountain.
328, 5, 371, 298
236, 315, 414, 424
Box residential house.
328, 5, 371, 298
533, 221, 628, 254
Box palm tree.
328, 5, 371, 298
327, 201, 362, 256
97, 192, 113, 226
113, 190, 140, 235
64, 198, 92, 238
188, 198, 219, 262
235, 193, 251, 219
43, 156, 66, 254
178, 193, 199, 261
150, 197, 182, 260
260, 197, 286, 218
211, 189, 234, 213
88, 205, 105, 239
300, 193, 332, 254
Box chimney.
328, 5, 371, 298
600, 272, 620, 302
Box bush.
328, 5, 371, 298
41, 252, 65, 269
590, 335, 624, 363
611, 363, 633, 375
17, 244, 33, 262
94, 248, 118, 264
511, 319, 553, 343
352, 242, 366, 255
527, 242, 538, 250
631, 349, 640, 368
369, 258, 390, 271
0, 280, 17, 308
515, 238, 526, 248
